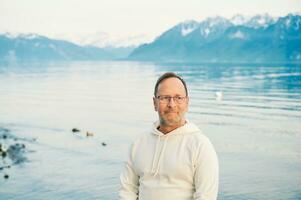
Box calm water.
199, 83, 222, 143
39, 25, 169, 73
0, 61, 300, 200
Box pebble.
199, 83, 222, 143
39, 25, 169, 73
86, 131, 94, 137
72, 128, 80, 133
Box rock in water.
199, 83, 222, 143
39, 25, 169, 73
72, 128, 80, 133
1, 127, 31, 169
86, 131, 94, 137
6, 143, 27, 164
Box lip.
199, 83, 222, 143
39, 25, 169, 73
166, 111, 177, 114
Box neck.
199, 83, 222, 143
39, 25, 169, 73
158, 120, 186, 134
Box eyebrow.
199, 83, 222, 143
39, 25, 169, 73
156, 93, 186, 96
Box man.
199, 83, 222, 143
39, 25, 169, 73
119, 72, 219, 200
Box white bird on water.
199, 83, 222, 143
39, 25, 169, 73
215, 91, 223, 101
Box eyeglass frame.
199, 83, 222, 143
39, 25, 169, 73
155, 95, 188, 104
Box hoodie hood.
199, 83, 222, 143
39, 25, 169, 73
150, 120, 201, 177
152, 120, 200, 136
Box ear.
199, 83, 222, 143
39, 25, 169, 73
186, 96, 190, 111
153, 97, 158, 111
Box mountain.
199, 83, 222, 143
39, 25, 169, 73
128, 13, 301, 63
0, 33, 134, 61
54, 32, 153, 48
230, 13, 276, 28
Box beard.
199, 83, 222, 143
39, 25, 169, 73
159, 111, 183, 127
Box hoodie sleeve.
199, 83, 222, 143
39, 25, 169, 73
119, 142, 139, 200
193, 137, 219, 200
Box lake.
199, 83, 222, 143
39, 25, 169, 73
0, 61, 300, 200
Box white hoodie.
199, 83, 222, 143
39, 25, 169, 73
119, 121, 219, 200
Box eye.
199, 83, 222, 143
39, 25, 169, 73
162, 96, 170, 100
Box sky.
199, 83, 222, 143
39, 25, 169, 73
0, 0, 301, 46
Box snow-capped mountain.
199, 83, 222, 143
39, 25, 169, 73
0, 32, 134, 61
53, 32, 154, 48
230, 13, 277, 28
129, 16, 233, 61
179, 14, 275, 39
1, 13, 300, 62
246, 14, 277, 28
129, 13, 301, 63
156, 16, 232, 40
230, 14, 251, 26
4, 32, 42, 40
276, 13, 301, 30
180, 20, 199, 36
197, 16, 233, 39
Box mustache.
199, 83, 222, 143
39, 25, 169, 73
165, 110, 177, 113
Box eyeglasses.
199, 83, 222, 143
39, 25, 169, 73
156, 95, 187, 104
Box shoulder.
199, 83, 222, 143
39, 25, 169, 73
184, 123, 211, 145
186, 131, 218, 165
191, 131, 211, 144
184, 125, 216, 153
131, 130, 153, 148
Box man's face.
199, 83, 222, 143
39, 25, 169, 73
153, 77, 189, 127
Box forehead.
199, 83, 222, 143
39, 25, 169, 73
157, 77, 186, 95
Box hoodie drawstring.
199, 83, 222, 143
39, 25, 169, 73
151, 135, 169, 177
151, 135, 160, 174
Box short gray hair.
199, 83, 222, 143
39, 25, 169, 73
154, 72, 188, 97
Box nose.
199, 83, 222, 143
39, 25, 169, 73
167, 97, 176, 107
